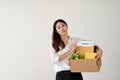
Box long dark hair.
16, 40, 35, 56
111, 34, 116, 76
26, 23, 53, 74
52, 19, 68, 53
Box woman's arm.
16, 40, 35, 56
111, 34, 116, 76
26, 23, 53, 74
50, 43, 79, 63
96, 46, 103, 59
58, 44, 79, 62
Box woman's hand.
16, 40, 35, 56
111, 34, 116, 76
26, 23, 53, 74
96, 46, 103, 59
70, 43, 79, 54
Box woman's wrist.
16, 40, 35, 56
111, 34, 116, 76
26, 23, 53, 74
69, 48, 75, 54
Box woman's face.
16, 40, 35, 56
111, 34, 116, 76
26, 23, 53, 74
56, 22, 68, 36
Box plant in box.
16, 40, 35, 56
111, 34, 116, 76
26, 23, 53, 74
70, 52, 84, 60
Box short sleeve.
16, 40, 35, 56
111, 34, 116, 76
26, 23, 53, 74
50, 46, 59, 64
50, 45, 70, 63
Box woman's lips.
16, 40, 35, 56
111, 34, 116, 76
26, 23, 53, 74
62, 30, 65, 33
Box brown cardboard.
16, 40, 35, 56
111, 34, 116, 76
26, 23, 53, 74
69, 59, 102, 72
76, 46, 94, 57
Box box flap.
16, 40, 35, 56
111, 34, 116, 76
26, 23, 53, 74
76, 46, 94, 57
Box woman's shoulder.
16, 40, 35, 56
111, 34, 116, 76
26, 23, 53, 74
70, 36, 82, 41
69, 36, 83, 43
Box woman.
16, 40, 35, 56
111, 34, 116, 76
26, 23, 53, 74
50, 19, 103, 80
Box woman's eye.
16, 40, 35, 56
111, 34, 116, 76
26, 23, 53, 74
62, 24, 65, 27
57, 26, 61, 29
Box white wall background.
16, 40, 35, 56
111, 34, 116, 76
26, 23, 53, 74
0, 0, 120, 80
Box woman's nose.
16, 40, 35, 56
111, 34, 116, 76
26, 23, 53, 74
61, 27, 64, 30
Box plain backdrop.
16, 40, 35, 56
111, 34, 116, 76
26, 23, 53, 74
0, 0, 120, 80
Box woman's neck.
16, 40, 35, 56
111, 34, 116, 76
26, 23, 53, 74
61, 35, 69, 45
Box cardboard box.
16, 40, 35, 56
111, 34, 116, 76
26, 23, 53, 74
69, 59, 102, 72
76, 40, 94, 57
69, 41, 102, 72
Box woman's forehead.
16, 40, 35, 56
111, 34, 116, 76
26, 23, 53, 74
56, 22, 65, 26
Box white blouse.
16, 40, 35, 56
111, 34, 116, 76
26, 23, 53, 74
50, 37, 81, 72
